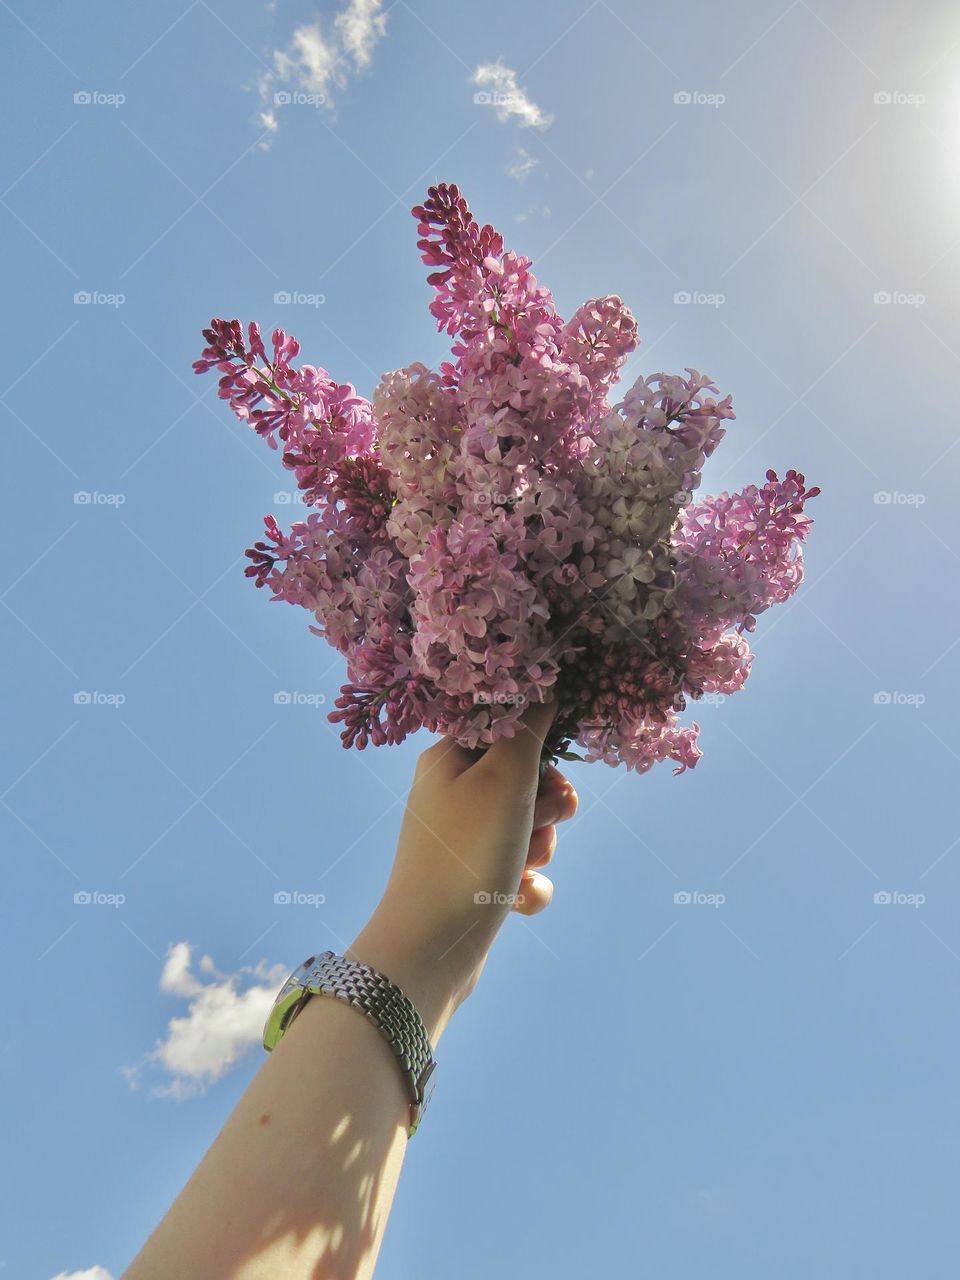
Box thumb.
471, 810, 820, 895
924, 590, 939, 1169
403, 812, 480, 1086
475, 697, 557, 783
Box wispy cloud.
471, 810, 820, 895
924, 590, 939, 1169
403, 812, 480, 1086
124, 942, 288, 1100
258, 1, 388, 139
472, 62, 551, 129
50, 1269, 114, 1280
515, 206, 552, 223
506, 146, 538, 182
335, 0, 387, 67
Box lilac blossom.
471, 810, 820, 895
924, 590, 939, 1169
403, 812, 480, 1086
196, 184, 818, 772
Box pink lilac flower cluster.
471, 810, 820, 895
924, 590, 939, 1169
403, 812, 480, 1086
194, 183, 818, 773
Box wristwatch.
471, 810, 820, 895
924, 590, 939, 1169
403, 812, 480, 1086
262, 951, 438, 1136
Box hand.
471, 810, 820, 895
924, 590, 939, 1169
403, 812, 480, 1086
348, 700, 579, 1040
122, 701, 579, 1279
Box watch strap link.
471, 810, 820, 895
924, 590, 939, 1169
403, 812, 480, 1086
264, 950, 436, 1136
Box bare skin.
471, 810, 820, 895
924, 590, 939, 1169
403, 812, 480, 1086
123, 700, 577, 1280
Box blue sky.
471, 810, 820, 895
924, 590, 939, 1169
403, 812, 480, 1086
3, 0, 960, 1276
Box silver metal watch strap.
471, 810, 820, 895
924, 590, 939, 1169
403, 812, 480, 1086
263, 951, 437, 1136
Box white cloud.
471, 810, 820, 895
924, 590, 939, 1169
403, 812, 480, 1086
335, 0, 387, 68
472, 62, 551, 129
50, 1269, 114, 1280
258, 1, 388, 139
272, 22, 339, 96
506, 147, 538, 182
125, 943, 288, 1100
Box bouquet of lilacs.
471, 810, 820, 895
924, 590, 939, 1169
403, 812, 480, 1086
195, 183, 817, 774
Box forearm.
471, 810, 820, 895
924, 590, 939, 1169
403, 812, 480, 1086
123, 716, 572, 1280
123, 901, 467, 1280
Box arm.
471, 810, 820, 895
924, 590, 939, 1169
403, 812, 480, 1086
123, 700, 577, 1280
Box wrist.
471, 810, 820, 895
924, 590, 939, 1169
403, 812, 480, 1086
348, 891, 502, 1044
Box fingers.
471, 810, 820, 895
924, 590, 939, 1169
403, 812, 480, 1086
415, 735, 480, 784
474, 698, 557, 784
417, 728, 574, 922
521, 766, 577, 890
525, 823, 557, 869
423, 715, 577, 807
532, 766, 579, 829
512, 870, 554, 915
